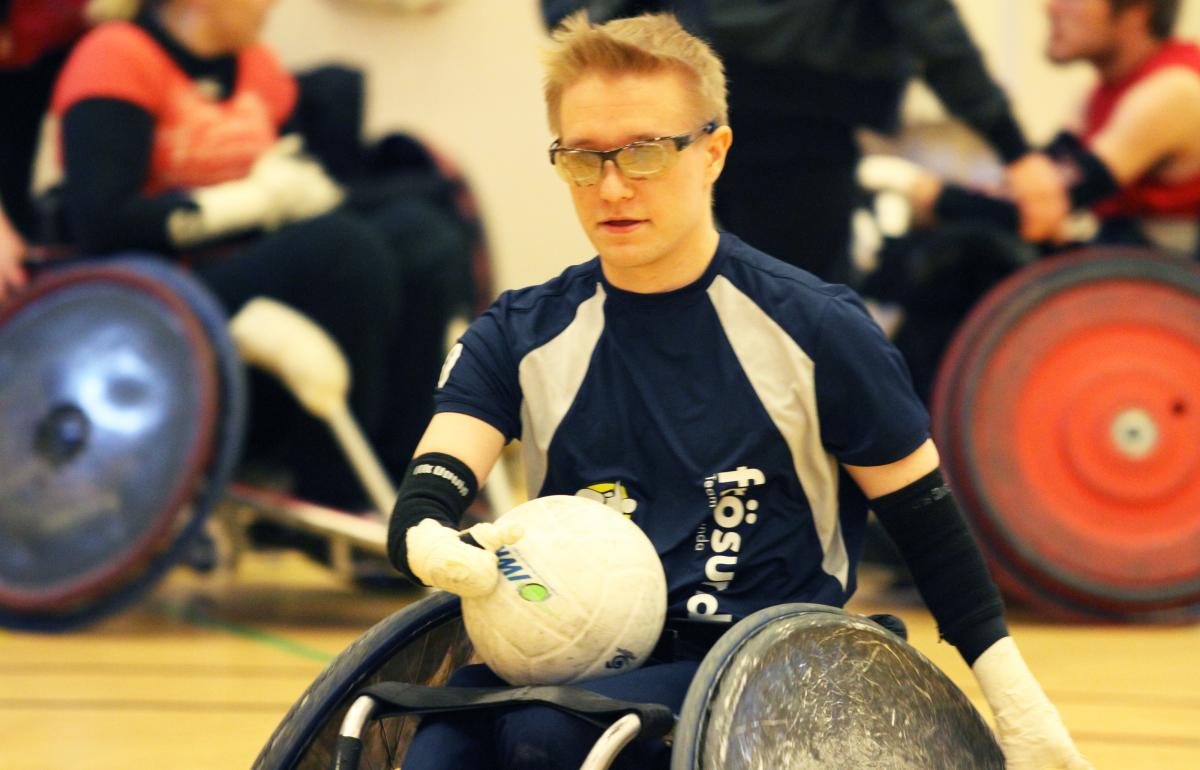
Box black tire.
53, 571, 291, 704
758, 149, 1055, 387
253, 591, 473, 770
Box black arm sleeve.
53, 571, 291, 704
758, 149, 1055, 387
883, 0, 1028, 162
386, 452, 480, 582
871, 468, 1008, 664
933, 183, 1021, 233
61, 99, 195, 254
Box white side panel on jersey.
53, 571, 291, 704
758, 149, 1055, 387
518, 284, 607, 496
707, 276, 849, 589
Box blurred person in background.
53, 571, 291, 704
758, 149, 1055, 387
1, 0, 91, 300
859, 0, 1198, 402
541, 0, 1066, 282
50, 0, 474, 513
889, 0, 1198, 255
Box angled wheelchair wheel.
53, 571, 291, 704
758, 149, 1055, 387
932, 248, 1200, 620
254, 591, 472, 770
672, 604, 1003, 770
0, 256, 246, 630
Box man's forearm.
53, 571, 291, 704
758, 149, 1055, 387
870, 467, 1008, 664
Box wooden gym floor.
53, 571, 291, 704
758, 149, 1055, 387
2, 545, 1198, 769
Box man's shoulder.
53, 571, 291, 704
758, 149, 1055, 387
1157, 39, 1200, 71
479, 258, 603, 350
716, 232, 854, 320
52, 21, 172, 116
498, 257, 602, 313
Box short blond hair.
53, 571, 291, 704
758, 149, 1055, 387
542, 12, 727, 136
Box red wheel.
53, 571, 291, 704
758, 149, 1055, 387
932, 249, 1200, 619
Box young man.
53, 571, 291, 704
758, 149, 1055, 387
388, 13, 1091, 770
889, 0, 1200, 254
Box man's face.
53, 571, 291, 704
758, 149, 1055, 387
1046, 0, 1123, 64
556, 68, 728, 283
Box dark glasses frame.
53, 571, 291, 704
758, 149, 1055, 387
548, 121, 719, 184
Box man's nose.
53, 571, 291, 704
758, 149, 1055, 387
598, 160, 634, 201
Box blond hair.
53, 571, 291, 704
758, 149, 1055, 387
542, 12, 727, 136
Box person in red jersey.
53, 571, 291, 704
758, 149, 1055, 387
50, 0, 473, 511
1060, 0, 1200, 250
872, 0, 1200, 256
853, 0, 1199, 404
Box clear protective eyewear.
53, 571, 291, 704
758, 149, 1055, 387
549, 121, 718, 186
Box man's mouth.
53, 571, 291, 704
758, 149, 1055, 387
600, 218, 646, 233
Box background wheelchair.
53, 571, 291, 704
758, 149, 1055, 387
0, 118, 512, 631
852, 182, 1200, 623
252, 593, 1005, 770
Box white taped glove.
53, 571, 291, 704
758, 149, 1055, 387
857, 154, 943, 228
972, 637, 1093, 770
249, 135, 345, 224
168, 135, 344, 247
406, 518, 525, 598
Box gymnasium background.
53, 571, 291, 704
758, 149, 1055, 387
261, 0, 1200, 292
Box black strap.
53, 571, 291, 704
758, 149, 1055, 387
358, 681, 675, 738
1045, 130, 1120, 209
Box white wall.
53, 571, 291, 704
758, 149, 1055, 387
264, 0, 1200, 293
264, 0, 588, 293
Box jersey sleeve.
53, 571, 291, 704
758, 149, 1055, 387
813, 290, 930, 466
51, 23, 169, 117
434, 299, 524, 442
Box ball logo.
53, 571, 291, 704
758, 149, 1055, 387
576, 482, 639, 516
518, 583, 550, 602
604, 648, 637, 670
497, 547, 533, 581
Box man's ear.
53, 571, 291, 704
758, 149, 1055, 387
704, 125, 733, 184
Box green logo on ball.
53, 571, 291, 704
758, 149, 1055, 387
519, 583, 550, 602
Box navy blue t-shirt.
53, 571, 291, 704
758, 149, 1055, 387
436, 232, 928, 624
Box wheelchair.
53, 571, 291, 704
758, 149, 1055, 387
0, 117, 510, 630
252, 593, 1004, 770
852, 187, 1200, 622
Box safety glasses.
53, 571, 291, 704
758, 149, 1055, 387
549, 122, 718, 186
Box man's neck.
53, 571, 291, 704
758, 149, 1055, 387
601, 226, 720, 294
155, 6, 227, 58
1097, 34, 1164, 83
